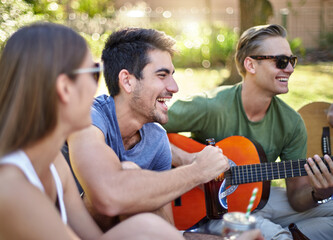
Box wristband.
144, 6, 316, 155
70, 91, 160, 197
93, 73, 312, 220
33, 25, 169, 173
311, 190, 332, 204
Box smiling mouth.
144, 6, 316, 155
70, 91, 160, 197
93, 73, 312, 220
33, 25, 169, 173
277, 77, 288, 82
157, 98, 170, 103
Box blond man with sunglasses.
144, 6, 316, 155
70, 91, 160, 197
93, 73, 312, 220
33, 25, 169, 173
164, 24, 333, 239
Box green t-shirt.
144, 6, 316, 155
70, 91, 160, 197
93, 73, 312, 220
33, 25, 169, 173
164, 83, 307, 163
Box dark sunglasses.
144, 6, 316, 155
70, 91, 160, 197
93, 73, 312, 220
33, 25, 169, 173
71, 62, 103, 83
250, 55, 298, 69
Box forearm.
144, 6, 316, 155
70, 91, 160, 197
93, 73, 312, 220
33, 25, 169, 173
287, 182, 318, 212
170, 143, 196, 167
152, 202, 174, 225
69, 127, 228, 217
86, 162, 205, 216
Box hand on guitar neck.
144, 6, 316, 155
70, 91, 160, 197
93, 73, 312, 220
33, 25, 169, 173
304, 154, 333, 202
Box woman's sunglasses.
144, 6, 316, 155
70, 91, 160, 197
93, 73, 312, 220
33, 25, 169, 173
71, 62, 103, 83
250, 55, 298, 69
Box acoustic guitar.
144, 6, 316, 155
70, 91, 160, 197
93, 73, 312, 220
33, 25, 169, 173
170, 133, 332, 230
170, 134, 267, 230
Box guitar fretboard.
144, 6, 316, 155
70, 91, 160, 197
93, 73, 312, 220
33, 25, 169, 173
227, 158, 331, 185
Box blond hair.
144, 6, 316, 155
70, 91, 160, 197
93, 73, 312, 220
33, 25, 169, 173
235, 24, 287, 78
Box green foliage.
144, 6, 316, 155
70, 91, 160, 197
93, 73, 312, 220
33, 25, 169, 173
0, 1, 328, 69
289, 37, 306, 57
71, 0, 115, 18
80, 31, 111, 60
0, 0, 115, 51
279, 63, 333, 110
23, 0, 64, 20
0, 0, 45, 49
153, 21, 238, 68
21, 0, 115, 20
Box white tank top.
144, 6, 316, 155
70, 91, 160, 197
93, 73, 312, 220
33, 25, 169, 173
0, 150, 67, 224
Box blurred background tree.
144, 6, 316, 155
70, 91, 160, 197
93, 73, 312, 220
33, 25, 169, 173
1, 0, 332, 86
0, 0, 44, 50
223, 0, 274, 85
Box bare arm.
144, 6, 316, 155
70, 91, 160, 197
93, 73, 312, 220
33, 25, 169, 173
286, 155, 333, 211
0, 166, 78, 240
170, 143, 197, 167
286, 176, 315, 212
54, 153, 102, 240
119, 160, 175, 225
68, 125, 229, 217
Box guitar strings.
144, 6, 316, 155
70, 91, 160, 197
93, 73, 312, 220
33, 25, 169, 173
228, 158, 329, 185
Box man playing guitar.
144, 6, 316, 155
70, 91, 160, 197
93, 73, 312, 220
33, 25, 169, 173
164, 24, 333, 240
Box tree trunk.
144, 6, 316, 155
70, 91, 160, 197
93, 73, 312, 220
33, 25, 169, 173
222, 0, 273, 85
239, 0, 273, 34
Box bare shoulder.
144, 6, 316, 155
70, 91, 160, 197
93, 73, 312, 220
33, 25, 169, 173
0, 164, 27, 200
0, 164, 40, 209
0, 165, 37, 230
0, 165, 74, 239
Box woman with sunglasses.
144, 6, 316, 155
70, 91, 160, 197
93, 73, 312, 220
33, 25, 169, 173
164, 24, 333, 239
0, 22, 185, 240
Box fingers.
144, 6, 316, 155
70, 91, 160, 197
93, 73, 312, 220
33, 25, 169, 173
216, 146, 223, 153
213, 146, 230, 181
305, 155, 327, 188
196, 145, 230, 183
324, 155, 333, 173
121, 161, 141, 170
306, 156, 325, 187
215, 146, 230, 171
305, 155, 333, 197
323, 155, 333, 186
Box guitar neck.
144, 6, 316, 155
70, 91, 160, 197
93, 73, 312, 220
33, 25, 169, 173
225, 157, 332, 186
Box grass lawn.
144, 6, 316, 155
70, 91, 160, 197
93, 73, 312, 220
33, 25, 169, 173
96, 62, 333, 187
171, 63, 333, 110
97, 63, 333, 111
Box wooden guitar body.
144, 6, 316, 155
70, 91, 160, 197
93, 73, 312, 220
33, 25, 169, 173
298, 102, 332, 157
169, 134, 269, 230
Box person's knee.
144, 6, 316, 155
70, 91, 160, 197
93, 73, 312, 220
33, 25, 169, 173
128, 213, 183, 239
130, 213, 169, 228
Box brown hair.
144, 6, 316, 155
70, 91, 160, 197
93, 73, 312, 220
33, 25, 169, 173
235, 24, 287, 78
102, 28, 176, 96
0, 22, 88, 156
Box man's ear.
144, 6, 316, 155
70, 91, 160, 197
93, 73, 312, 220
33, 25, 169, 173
244, 57, 256, 74
118, 69, 135, 94
56, 74, 72, 103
